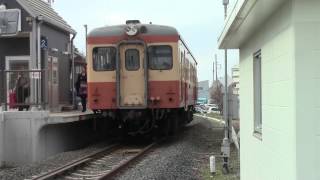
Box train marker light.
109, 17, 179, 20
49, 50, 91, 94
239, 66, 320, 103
125, 23, 138, 36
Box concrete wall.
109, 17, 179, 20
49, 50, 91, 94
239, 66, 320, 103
0, 111, 101, 166
2, 112, 40, 164
293, 1, 320, 179
239, 1, 296, 180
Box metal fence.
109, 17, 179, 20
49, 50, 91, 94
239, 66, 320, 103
0, 69, 47, 111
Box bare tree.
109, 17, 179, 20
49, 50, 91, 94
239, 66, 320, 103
210, 81, 223, 114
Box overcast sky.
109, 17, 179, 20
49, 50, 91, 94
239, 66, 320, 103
52, 0, 239, 85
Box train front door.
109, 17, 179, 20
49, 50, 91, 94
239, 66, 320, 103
119, 44, 146, 107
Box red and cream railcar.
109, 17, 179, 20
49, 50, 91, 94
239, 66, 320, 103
87, 20, 197, 135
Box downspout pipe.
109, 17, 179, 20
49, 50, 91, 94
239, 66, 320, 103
37, 16, 44, 70
36, 16, 44, 109
71, 33, 77, 108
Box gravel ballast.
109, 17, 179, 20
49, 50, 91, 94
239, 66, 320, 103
0, 141, 114, 180
115, 116, 240, 180
0, 116, 240, 180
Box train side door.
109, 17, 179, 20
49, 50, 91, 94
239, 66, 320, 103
185, 60, 189, 108
181, 51, 186, 106
119, 44, 146, 107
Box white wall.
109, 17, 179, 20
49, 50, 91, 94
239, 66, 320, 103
293, 1, 320, 179
239, 1, 297, 179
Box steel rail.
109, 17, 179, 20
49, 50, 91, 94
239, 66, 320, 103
31, 143, 121, 180
31, 139, 162, 180
98, 141, 158, 179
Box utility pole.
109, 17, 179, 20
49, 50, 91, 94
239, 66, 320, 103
215, 54, 218, 81
213, 55, 215, 84
221, 0, 231, 174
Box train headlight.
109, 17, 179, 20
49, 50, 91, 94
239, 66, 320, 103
125, 23, 138, 36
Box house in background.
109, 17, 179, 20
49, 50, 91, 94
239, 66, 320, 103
218, 0, 320, 179
73, 49, 86, 78
0, 0, 76, 112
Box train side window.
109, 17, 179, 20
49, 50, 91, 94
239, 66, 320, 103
148, 45, 173, 70
93, 47, 116, 71
125, 49, 140, 71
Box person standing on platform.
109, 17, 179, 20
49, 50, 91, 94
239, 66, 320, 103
15, 72, 30, 111
76, 67, 87, 112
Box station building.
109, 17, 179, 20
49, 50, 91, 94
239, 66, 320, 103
218, 0, 320, 179
0, 0, 94, 167
0, 0, 78, 112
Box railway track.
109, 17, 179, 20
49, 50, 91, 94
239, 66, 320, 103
31, 141, 159, 180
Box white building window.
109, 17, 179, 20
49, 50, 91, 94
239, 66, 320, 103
253, 50, 262, 136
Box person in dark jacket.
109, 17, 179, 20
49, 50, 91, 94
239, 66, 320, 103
75, 67, 87, 112
15, 72, 30, 111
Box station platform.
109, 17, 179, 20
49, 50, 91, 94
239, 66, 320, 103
49, 110, 95, 123
0, 110, 103, 167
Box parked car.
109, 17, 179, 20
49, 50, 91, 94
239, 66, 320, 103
195, 106, 207, 114
207, 107, 220, 114
205, 104, 218, 109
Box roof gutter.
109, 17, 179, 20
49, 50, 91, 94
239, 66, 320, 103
37, 15, 44, 70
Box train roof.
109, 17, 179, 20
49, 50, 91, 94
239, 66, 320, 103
88, 24, 179, 37
88, 22, 197, 65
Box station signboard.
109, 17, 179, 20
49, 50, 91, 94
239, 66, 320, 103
31, 70, 41, 79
